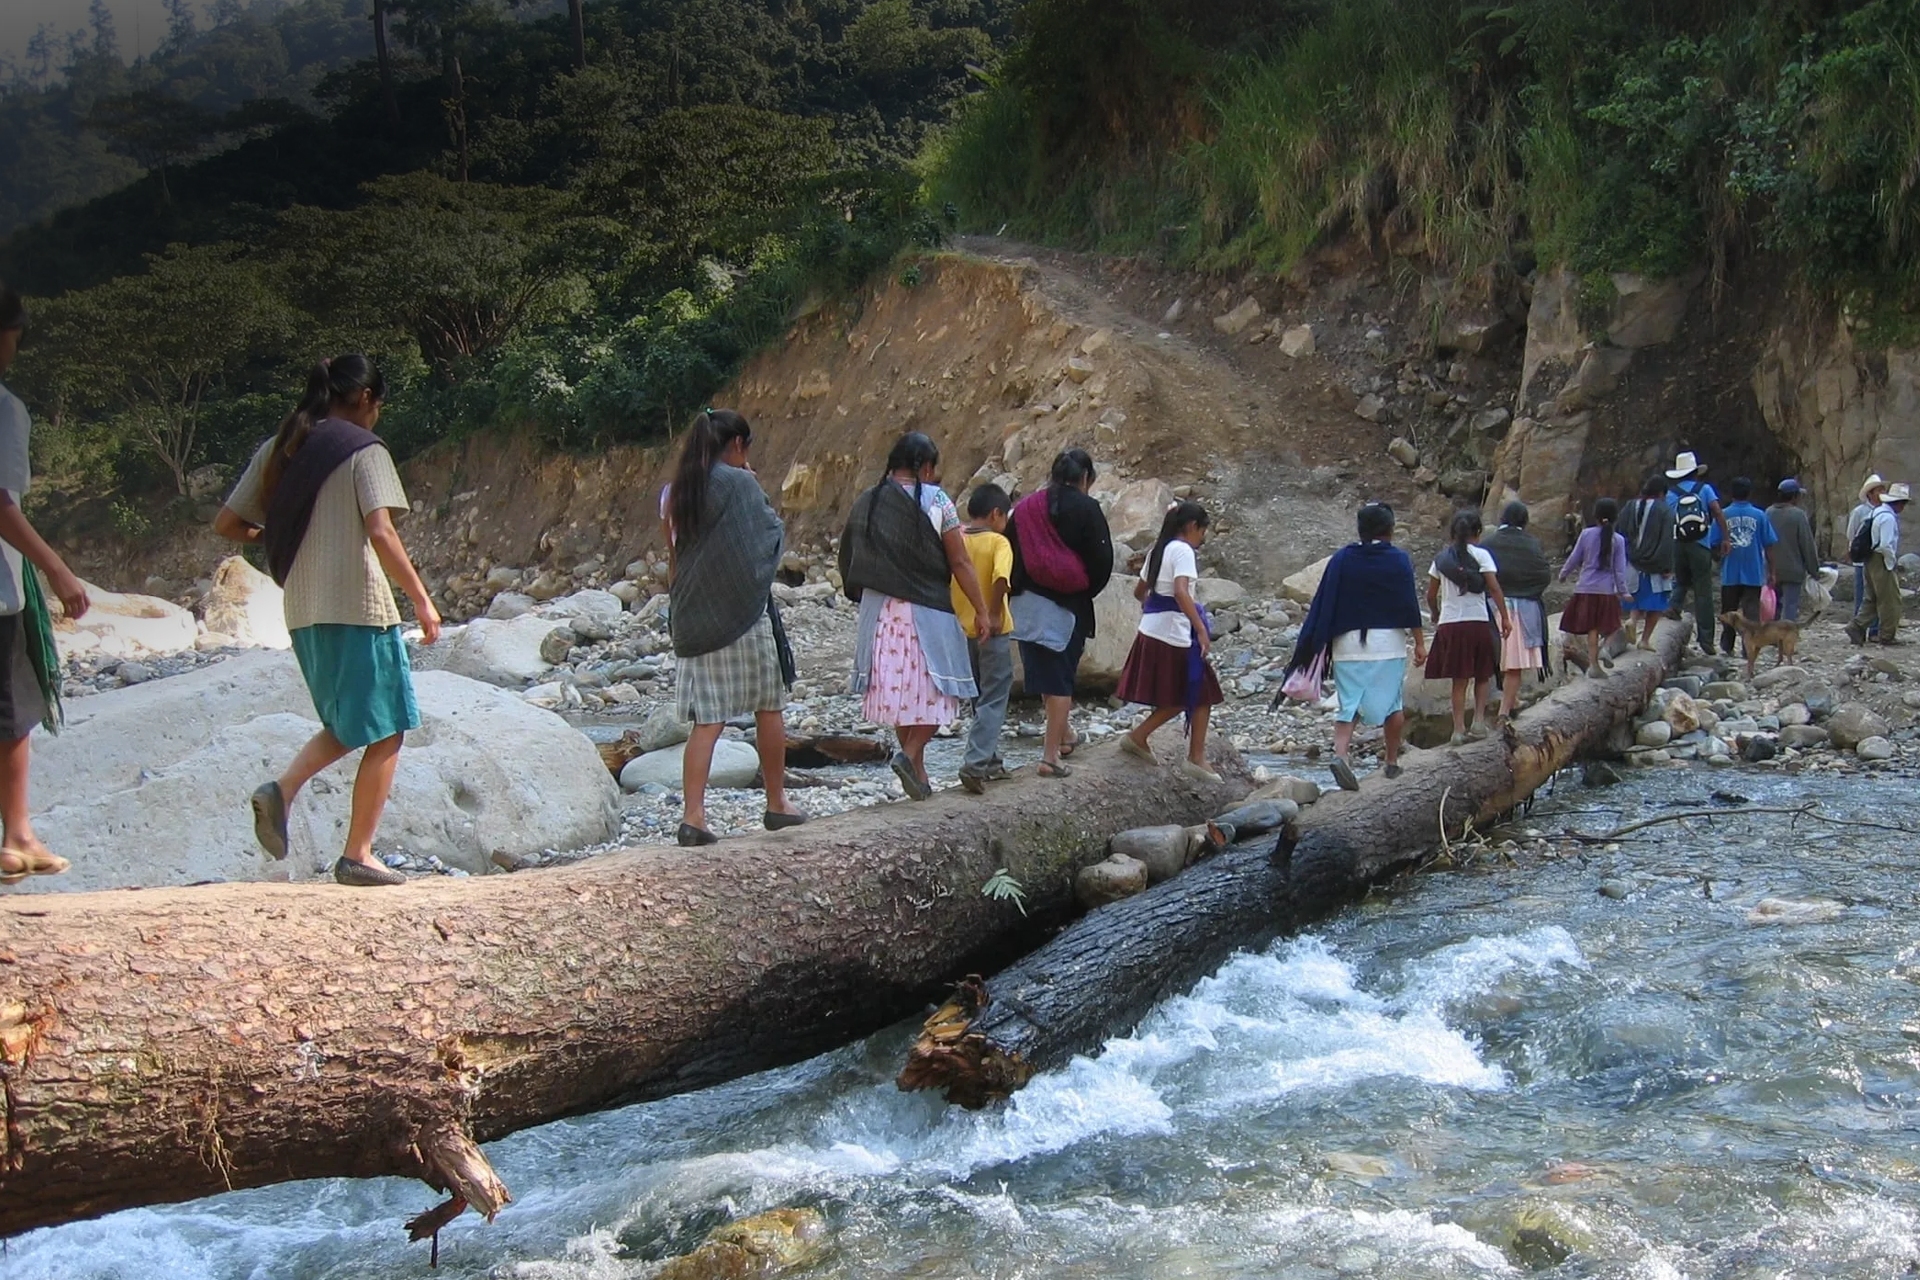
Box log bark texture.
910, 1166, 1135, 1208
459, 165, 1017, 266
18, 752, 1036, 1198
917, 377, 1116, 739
898, 621, 1690, 1107
0, 744, 1248, 1238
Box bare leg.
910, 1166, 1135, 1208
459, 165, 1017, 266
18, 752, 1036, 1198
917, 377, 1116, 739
1128, 707, 1182, 752
898, 723, 938, 785
1473, 677, 1493, 727
681, 722, 724, 831
342, 734, 402, 866
0, 733, 50, 862
1587, 631, 1601, 672
1332, 718, 1356, 759
1383, 710, 1404, 766
756, 710, 797, 816
1497, 668, 1520, 719
278, 728, 353, 805
1450, 679, 1469, 736
1187, 704, 1212, 765
1042, 694, 1072, 765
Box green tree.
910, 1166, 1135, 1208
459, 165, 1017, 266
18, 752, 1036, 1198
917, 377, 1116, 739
86, 91, 227, 204
25, 244, 299, 494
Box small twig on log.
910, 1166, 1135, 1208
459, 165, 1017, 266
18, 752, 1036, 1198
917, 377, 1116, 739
1567, 801, 1917, 844
406, 1196, 467, 1267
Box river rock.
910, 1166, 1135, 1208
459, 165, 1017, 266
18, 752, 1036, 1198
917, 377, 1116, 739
1386, 436, 1419, 468
1779, 724, 1830, 749
539, 588, 626, 623
1752, 665, 1808, 690
1741, 736, 1777, 763
53, 582, 198, 661
1701, 680, 1747, 701
539, 626, 578, 665
1108, 824, 1191, 884
620, 738, 759, 791
1855, 734, 1895, 761
485, 591, 536, 620
1213, 297, 1262, 335
1195, 578, 1247, 607
1075, 853, 1149, 908
438, 614, 562, 686
1778, 703, 1812, 727
1281, 555, 1332, 605
632, 704, 693, 753
1634, 719, 1673, 748
24, 650, 617, 890
1101, 478, 1176, 548
655, 1208, 829, 1280
1250, 774, 1321, 806
1802, 687, 1838, 720
1279, 324, 1316, 358
1826, 702, 1890, 750
199, 556, 291, 649
1597, 878, 1632, 899
1662, 692, 1701, 734
1748, 897, 1846, 925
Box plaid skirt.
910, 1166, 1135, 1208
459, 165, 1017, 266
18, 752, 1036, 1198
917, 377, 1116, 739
677, 614, 787, 724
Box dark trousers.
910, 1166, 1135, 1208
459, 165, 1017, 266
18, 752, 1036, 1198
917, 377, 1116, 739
1719, 583, 1761, 654
1672, 540, 1716, 651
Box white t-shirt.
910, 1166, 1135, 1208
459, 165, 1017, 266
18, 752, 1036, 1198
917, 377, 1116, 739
0, 383, 32, 618
1429, 544, 1497, 626
1332, 627, 1408, 662
1138, 538, 1199, 647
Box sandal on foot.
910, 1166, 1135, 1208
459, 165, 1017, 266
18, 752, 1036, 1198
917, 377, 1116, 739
0, 849, 27, 886
1329, 756, 1360, 792
251, 780, 290, 860
1118, 735, 1155, 762
890, 751, 933, 801
1383, 763, 1405, 780
19, 848, 68, 876
957, 769, 988, 795
763, 810, 808, 831
1177, 759, 1223, 785
1036, 760, 1072, 778
333, 857, 406, 886
677, 822, 720, 847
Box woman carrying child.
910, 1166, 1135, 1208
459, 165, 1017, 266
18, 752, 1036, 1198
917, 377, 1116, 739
1425, 509, 1510, 744
1558, 497, 1632, 679
1116, 501, 1223, 783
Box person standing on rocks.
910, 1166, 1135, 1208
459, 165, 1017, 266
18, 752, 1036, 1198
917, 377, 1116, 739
1558, 498, 1632, 680
216, 355, 441, 887
1484, 501, 1550, 724
1849, 482, 1908, 646
1116, 500, 1225, 784
0, 281, 91, 886
1284, 502, 1424, 790
1619, 476, 1677, 648
1766, 478, 1820, 623
841, 432, 987, 799
1847, 474, 1887, 639
1426, 509, 1509, 743
955, 484, 1015, 794
664, 410, 804, 845
1664, 451, 1731, 657
1715, 476, 1778, 655
1006, 449, 1114, 778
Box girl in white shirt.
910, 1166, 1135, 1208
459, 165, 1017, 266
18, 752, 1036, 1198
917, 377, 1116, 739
1117, 501, 1224, 783
1424, 509, 1510, 744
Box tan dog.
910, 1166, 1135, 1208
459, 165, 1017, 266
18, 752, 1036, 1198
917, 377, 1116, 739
1720, 610, 1799, 677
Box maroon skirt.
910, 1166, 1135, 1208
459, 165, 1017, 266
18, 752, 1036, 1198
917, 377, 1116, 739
1425, 620, 1498, 681
1561, 592, 1623, 636
1116, 632, 1224, 709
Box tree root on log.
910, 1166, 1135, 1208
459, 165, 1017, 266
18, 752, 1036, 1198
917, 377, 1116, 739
898, 619, 1692, 1107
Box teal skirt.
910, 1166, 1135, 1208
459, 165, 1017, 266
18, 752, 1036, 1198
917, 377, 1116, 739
291, 624, 420, 749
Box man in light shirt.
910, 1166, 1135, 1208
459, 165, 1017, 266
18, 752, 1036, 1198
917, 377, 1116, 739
1849, 483, 1908, 646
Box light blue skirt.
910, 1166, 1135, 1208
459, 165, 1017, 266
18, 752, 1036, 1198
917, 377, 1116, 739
291, 624, 420, 749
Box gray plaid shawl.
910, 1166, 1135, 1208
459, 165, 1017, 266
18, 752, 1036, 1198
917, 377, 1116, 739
670, 463, 785, 658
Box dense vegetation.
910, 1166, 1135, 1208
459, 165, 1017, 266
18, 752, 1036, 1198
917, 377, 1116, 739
930, 0, 1920, 327
1, 0, 1000, 523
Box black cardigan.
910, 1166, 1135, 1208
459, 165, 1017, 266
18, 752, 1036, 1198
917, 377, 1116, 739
1009, 485, 1115, 636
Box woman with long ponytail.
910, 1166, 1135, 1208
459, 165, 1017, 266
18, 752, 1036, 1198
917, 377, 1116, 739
1424, 508, 1510, 744
1114, 501, 1224, 782
665, 409, 803, 845
215, 354, 440, 887
1558, 495, 1632, 679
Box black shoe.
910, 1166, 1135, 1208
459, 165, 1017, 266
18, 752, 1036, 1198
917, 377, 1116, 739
676, 822, 719, 847
763, 810, 808, 831
333, 857, 405, 886
1383, 763, 1405, 780
957, 769, 988, 795
1330, 756, 1360, 792
250, 781, 289, 860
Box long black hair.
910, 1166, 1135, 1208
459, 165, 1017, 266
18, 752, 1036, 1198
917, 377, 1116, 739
1592, 496, 1618, 543
1047, 447, 1096, 517
1436, 508, 1486, 592
263, 354, 386, 503
1147, 500, 1209, 587
1357, 502, 1395, 541
871, 431, 940, 536
670, 409, 752, 538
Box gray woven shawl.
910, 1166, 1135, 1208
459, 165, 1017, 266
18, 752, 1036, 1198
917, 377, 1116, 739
837, 480, 955, 612
669, 463, 784, 658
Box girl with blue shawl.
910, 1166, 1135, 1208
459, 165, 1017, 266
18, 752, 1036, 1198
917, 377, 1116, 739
1280, 503, 1426, 792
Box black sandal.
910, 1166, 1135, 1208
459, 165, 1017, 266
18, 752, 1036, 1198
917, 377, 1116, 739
763, 811, 808, 831
677, 823, 720, 847
251, 780, 289, 860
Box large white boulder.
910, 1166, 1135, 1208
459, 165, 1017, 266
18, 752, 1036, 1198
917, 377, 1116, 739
619, 737, 760, 791
1101, 478, 1176, 549
538, 589, 625, 622
23, 650, 618, 891
199, 555, 291, 649
437, 614, 563, 686
1280, 556, 1332, 606
54, 581, 197, 660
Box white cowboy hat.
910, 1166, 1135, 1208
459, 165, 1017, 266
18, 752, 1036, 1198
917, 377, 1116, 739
1886, 483, 1911, 504
1666, 451, 1704, 480
1861, 473, 1888, 502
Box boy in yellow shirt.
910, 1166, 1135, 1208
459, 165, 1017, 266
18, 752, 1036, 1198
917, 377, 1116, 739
955, 484, 1014, 793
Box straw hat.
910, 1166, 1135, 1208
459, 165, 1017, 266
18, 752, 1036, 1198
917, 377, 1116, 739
1665, 451, 1705, 480
1886, 482, 1911, 504
1861, 473, 1888, 502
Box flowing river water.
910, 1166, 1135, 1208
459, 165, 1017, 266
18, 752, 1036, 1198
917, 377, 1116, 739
5, 766, 1918, 1279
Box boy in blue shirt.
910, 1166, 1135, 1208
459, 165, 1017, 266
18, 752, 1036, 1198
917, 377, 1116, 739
1717, 476, 1777, 655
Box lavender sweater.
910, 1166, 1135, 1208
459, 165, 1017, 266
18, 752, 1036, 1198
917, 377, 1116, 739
1560, 526, 1631, 596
